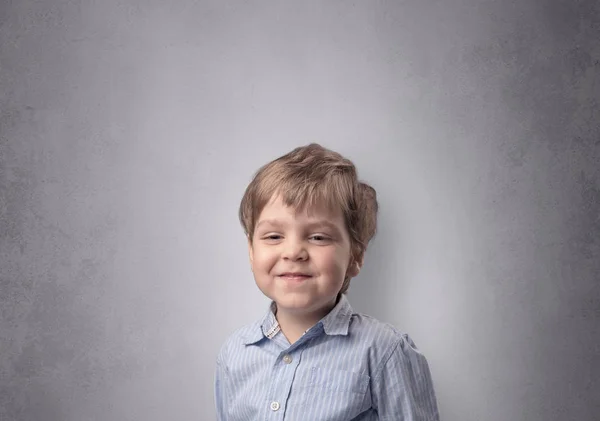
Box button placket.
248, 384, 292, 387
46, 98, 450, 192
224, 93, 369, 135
265, 347, 305, 418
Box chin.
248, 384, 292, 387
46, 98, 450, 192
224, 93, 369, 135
274, 296, 316, 309
280, 296, 334, 312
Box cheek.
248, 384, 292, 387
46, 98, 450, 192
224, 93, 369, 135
316, 248, 349, 274
252, 247, 278, 271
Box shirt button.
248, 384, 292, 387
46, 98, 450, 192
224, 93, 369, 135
270, 401, 280, 411
283, 354, 292, 364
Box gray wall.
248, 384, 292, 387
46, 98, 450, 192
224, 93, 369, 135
1, 1, 598, 420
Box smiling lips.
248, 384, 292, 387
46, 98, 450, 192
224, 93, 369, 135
278, 272, 312, 281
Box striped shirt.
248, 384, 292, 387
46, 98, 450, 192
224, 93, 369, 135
214, 295, 440, 420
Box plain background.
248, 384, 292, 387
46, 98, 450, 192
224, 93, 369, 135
1, 0, 599, 420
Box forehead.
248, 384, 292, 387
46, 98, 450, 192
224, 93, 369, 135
257, 195, 344, 225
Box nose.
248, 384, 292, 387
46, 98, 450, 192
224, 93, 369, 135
282, 238, 308, 261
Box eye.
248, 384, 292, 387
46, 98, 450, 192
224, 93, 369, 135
310, 234, 331, 242
263, 234, 282, 241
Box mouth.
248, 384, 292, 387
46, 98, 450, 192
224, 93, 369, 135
278, 273, 312, 281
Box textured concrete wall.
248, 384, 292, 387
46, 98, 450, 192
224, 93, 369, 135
1, 1, 598, 420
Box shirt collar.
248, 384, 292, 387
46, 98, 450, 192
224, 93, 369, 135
242, 294, 354, 345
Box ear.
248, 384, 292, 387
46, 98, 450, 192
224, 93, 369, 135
347, 253, 364, 278
247, 236, 254, 269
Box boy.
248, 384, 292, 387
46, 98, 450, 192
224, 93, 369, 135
215, 144, 440, 420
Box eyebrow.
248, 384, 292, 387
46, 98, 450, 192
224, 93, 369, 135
256, 219, 341, 234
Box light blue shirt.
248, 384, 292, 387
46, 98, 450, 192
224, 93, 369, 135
215, 295, 440, 420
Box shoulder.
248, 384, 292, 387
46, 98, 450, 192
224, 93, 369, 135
349, 312, 406, 345
216, 319, 262, 365
348, 313, 424, 362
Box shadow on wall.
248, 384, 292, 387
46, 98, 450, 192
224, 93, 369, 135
347, 195, 411, 327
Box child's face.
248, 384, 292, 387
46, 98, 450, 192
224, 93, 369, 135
248, 195, 361, 319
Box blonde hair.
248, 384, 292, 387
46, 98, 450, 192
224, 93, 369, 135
239, 143, 378, 294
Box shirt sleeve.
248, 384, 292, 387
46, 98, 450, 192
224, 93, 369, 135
214, 354, 229, 421
371, 334, 440, 421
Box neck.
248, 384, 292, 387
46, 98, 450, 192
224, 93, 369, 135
274, 299, 338, 344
